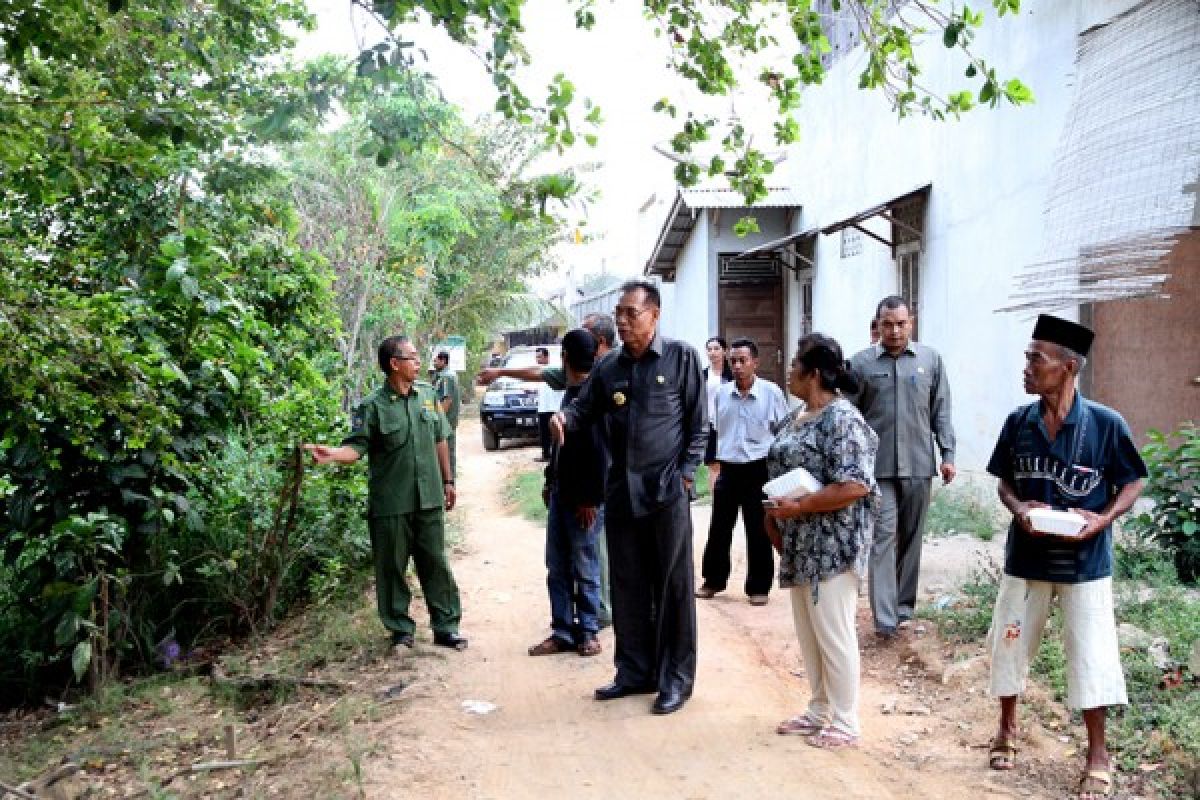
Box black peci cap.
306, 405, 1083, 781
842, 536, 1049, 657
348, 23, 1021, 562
1031, 314, 1094, 357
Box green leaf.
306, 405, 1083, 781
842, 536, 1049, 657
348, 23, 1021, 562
219, 367, 240, 391
55, 611, 82, 646
72, 640, 92, 683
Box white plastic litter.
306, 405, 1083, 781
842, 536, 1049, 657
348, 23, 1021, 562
762, 467, 823, 498
461, 700, 498, 715
1027, 508, 1087, 537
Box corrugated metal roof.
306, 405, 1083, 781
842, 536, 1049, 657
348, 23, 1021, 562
644, 187, 803, 279
679, 186, 803, 209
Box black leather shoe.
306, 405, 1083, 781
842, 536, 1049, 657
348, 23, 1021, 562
432, 631, 468, 650
651, 688, 691, 715
391, 632, 415, 648
593, 681, 656, 701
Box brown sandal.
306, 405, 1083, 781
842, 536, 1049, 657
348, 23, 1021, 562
528, 636, 574, 656
577, 636, 602, 657
988, 740, 1018, 771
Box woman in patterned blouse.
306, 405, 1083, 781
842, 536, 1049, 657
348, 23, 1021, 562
764, 333, 880, 748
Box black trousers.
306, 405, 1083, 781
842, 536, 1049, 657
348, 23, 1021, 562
537, 411, 554, 458
607, 493, 697, 694
700, 459, 774, 596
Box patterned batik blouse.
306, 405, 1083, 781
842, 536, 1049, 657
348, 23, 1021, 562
767, 396, 880, 599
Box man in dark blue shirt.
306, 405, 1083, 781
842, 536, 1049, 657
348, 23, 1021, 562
984, 315, 1145, 800
552, 280, 707, 715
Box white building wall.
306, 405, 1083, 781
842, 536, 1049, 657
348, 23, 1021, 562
782, 0, 1140, 472
665, 214, 713, 350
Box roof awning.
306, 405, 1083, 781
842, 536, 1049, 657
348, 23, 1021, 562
819, 185, 930, 250
732, 228, 818, 269
644, 186, 803, 280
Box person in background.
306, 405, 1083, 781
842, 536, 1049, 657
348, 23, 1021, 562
703, 336, 735, 495
848, 295, 956, 640
765, 333, 878, 749
478, 313, 618, 629
696, 337, 789, 606
534, 347, 562, 462
528, 329, 607, 658
869, 316, 881, 346
304, 336, 467, 653
551, 280, 706, 715
983, 315, 1145, 800
432, 350, 461, 478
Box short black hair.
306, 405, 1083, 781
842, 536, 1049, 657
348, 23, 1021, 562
582, 312, 617, 347
377, 335, 411, 374
619, 279, 660, 309
535, 347, 549, 358
705, 336, 728, 350
435, 350, 450, 363
876, 295, 909, 317
729, 337, 758, 358
561, 328, 597, 372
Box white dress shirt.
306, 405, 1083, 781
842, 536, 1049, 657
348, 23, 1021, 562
713, 377, 790, 463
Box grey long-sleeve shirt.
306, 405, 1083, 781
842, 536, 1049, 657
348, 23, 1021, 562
847, 342, 956, 479
561, 332, 708, 518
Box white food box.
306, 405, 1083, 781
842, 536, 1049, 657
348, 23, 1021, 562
762, 467, 824, 498
1027, 508, 1087, 537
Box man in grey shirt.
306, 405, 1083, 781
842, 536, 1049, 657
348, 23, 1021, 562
849, 295, 956, 638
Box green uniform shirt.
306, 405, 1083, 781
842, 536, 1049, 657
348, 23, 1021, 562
541, 366, 568, 391
342, 381, 450, 517
433, 367, 461, 428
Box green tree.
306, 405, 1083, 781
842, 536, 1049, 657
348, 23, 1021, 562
0, 1, 365, 699
349, 0, 1032, 205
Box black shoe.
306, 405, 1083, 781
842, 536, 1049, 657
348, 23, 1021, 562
651, 688, 691, 715
875, 626, 897, 642
432, 631, 468, 650
391, 632, 415, 648
594, 681, 656, 701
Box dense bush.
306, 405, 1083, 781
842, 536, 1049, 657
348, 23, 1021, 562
1127, 425, 1200, 584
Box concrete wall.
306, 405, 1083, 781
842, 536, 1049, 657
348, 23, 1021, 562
666, 212, 713, 351
779, 1, 1143, 471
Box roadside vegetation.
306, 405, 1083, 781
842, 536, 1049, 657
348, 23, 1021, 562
923, 425, 1200, 797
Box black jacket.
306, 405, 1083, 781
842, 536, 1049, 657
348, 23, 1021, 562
546, 383, 608, 509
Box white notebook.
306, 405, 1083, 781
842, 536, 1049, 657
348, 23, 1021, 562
762, 467, 823, 498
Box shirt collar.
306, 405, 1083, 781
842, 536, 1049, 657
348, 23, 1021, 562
875, 341, 916, 359
1037, 390, 1083, 427
619, 330, 663, 362
729, 376, 760, 398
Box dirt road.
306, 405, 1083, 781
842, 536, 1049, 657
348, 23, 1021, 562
365, 419, 1067, 799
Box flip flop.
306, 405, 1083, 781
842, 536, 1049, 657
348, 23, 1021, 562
988, 740, 1018, 771
776, 715, 824, 736
1077, 768, 1114, 799
806, 728, 860, 749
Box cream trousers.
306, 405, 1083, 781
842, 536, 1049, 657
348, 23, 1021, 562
987, 575, 1127, 711
789, 570, 861, 737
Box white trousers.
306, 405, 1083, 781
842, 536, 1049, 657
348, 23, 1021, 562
987, 575, 1128, 711
789, 570, 861, 736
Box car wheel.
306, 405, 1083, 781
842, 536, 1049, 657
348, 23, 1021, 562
482, 427, 500, 451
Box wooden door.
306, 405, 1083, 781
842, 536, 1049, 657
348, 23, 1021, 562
718, 254, 786, 388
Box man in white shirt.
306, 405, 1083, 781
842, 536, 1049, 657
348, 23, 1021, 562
536, 347, 564, 462
695, 338, 790, 605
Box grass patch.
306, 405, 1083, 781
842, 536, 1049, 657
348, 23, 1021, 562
924, 557, 1200, 795
926, 484, 1002, 541
507, 464, 548, 524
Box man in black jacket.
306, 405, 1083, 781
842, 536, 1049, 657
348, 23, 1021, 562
528, 328, 609, 658
552, 280, 707, 715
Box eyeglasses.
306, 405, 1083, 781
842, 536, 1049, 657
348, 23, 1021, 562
613, 305, 650, 321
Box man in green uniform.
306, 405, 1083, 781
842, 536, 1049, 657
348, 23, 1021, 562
432, 350, 461, 478
305, 335, 468, 651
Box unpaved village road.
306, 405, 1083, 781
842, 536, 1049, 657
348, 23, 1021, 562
363, 419, 1066, 799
